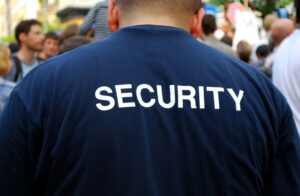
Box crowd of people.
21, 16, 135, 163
0, 19, 94, 112
0, 0, 299, 195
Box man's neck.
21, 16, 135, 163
119, 15, 189, 31
17, 46, 37, 65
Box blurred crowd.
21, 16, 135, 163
0, 0, 299, 130
199, 2, 296, 78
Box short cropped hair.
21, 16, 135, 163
202, 14, 217, 35
15, 19, 42, 45
263, 15, 277, 31
115, 0, 202, 17
44, 32, 60, 42
237, 41, 252, 64
256, 45, 270, 59
60, 36, 93, 54
61, 24, 79, 41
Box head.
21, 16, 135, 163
108, 0, 204, 38
61, 24, 79, 40
0, 45, 11, 76
15, 19, 44, 52
60, 36, 93, 54
271, 19, 294, 47
263, 15, 278, 32
41, 32, 61, 58
221, 35, 233, 46
237, 41, 252, 64
201, 14, 217, 35
256, 45, 270, 60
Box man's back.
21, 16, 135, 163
0, 25, 300, 196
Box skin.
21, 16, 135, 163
39, 38, 60, 60
271, 19, 294, 47
17, 24, 44, 64
107, 0, 205, 39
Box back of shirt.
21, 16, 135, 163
0, 25, 300, 196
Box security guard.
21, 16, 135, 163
0, 0, 299, 195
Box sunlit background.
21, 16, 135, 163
0, 0, 295, 42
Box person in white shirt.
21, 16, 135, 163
273, 0, 300, 136
264, 19, 294, 69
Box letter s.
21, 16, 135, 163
95, 86, 115, 111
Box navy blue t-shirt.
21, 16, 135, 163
0, 25, 300, 196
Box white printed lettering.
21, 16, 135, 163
95, 84, 244, 112
157, 85, 176, 109
95, 86, 115, 111
178, 86, 197, 109
115, 84, 136, 108
136, 84, 156, 108
199, 86, 205, 109
207, 87, 224, 109
227, 89, 244, 111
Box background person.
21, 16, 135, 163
59, 36, 93, 54
201, 14, 236, 57
4, 19, 44, 82
236, 40, 252, 64
77, 0, 111, 40
38, 32, 61, 62
60, 24, 79, 41
272, 0, 300, 136
262, 18, 294, 78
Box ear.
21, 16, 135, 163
190, 8, 205, 38
19, 32, 27, 43
108, 0, 120, 32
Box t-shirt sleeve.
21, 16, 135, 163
0, 91, 41, 195
263, 99, 300, 195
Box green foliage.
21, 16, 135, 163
254, 0, 293, 15
40, 17, 63, 33
0, 35, 15, 43
210, 0, 231, 6
45, 22, 62, 32
254, 0, 276, 15
279, 0, 293, 7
